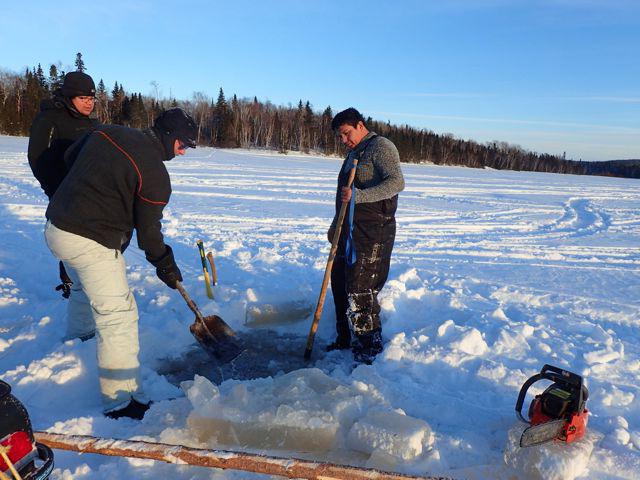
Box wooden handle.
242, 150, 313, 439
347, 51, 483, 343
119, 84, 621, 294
34, 431, 442, 480
304, 159, 358, 360
176, 281, 205, 322
197, 240, 214, 299
0, 447, 22, 480
206, 251, 218, 285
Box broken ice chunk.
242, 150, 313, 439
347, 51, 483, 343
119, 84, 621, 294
184, 369, 353, 453
245, 300, 312, 327
183, 374, 221, 417
503, 422, 602, 480
346, 408, 434, 461
188, 414, 339, 452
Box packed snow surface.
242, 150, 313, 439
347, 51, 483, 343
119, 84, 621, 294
0, 135, 639, 479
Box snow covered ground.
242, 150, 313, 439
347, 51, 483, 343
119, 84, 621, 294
1, 134, 639, 479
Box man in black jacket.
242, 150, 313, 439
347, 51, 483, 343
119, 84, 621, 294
28, 71, 98, 197
28, 71, 98, 298
44, 108, 197, 420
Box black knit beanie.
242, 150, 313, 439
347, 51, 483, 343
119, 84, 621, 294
153, 108, 197, 160
61, 72, 95, 98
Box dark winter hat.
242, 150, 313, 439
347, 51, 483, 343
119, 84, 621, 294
61, 71, 95, 98
153, 108, 197, 159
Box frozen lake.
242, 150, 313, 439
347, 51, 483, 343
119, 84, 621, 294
1, 135, 639, 479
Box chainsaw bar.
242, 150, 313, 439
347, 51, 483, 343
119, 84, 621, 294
520, 419, 565, 447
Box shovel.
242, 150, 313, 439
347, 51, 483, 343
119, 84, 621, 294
176, 281, 244, 363
304, 158, 359, 360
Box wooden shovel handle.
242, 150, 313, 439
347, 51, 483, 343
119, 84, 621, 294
304, 158, 358, 360
176, 281, 205, 322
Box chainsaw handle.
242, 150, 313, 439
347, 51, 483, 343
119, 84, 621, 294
540, 364, 582, 387
515, 372, 547, 423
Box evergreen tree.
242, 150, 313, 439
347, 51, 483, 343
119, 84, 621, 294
48, 64, 62, 91
131, 93, 147, 128
95, 79, 109, 123
75, 52, 86, 72
35, 64, 47, 90
212, 88, 231, 146
320, 106, 334, 154
121, 95, 132, 126
231, 93, 241, 147
110, 81, 124, 124
303, 101, 314, 152
23, 68, 48, 131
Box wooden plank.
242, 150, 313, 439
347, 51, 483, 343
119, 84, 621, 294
35, 431, 452, 480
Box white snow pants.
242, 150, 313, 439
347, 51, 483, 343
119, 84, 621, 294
44, 221, 147, 412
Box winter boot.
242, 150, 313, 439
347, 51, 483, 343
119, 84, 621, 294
105, 399, 151, 420
352, 330, 383, 365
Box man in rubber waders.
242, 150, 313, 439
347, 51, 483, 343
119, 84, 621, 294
28, 71, 99, 299
44, 108, 197, 419
327, 108, 404, 364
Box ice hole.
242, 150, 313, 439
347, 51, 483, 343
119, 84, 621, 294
157, 331, 317, 385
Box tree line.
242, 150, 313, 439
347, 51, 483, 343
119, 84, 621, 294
1, 54, 638, 179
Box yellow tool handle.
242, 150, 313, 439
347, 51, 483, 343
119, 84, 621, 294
196, 240, 214, 299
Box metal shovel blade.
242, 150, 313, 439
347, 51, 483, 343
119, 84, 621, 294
176, 282, 244, 363
189, 315, 244, 363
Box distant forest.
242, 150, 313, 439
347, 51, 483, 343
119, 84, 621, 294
1, 54, 638, 179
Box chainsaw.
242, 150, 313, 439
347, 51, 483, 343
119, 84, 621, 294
515, 364, 589, 447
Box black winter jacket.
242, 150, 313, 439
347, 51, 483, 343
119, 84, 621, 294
27, 94, 98, 198
46, 125, 171, 261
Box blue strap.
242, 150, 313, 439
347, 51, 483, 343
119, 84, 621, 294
343, 152, 358, 266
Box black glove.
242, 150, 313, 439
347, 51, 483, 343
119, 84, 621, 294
148, 246, 182, 289
55, 282, 71, 298
56, 261, 73, 299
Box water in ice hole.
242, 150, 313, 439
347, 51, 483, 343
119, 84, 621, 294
158, 331, 338, 385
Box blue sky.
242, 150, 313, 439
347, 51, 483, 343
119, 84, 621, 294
1, 0, 638, 161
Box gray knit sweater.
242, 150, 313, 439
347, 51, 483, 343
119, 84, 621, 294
338, 132, 405, 204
